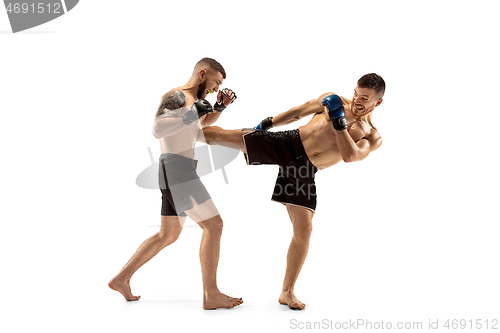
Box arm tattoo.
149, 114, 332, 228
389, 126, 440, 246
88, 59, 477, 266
156, 108, 181, 119
155, 90, 186, 117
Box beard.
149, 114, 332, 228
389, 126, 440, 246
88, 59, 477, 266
197, 80, 209, 99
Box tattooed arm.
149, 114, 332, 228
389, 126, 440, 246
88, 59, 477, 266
152, 89, 190, 138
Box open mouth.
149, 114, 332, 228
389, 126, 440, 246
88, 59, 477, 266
207, 89, 214, 94
354, 105, 364, 112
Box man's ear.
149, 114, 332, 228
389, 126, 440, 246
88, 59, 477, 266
198, 69, 207, 80
375, 98, 383, 107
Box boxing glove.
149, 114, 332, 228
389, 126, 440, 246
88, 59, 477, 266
322, 95, 348, 131
254, 116, 273, 130
214, 88, 237, 112
181, 99, 214, 125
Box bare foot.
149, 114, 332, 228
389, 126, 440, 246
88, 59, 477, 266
203, 291, 243, 310
108, 277, 141, 301
279, 291, 305, 310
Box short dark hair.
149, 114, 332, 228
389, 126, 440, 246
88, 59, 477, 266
358, 73, 385, 97
196, 57, 226, 79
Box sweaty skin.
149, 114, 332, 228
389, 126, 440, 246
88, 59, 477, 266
202, 84, 383, 310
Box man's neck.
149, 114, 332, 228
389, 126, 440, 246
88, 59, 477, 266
181, 76, 199, 97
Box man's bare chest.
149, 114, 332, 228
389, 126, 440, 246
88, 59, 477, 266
304, 112, 371, 144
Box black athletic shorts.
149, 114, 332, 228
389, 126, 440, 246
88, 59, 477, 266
242, 129, 318, 211
158, 153, 211, 217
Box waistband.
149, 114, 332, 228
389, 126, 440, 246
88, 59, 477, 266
159, 153, 199, 171
160, 153, 196, 162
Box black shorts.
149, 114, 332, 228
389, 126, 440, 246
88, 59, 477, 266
242, 129, 318, 211
158, 153, 211, 217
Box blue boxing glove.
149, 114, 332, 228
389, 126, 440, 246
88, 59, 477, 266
322, 95, 348, 131
254, 116, 273, 130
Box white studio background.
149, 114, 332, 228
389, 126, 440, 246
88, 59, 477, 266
1, 1, 499, 332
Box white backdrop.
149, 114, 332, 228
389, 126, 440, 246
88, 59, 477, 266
1, 1, 499, 332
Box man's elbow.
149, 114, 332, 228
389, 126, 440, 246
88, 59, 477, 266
342, 151, 365, 163
342, 153, 356, 163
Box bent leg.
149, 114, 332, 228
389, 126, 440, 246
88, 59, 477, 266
108, 215, 184, 301
202, 126, 251, 153
279, 204, 314, 310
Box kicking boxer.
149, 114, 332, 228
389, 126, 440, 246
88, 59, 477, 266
203, 73, 385, 310
109, 58, 242, 310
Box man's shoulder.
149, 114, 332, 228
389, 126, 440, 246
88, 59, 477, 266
162, 88, 187, 109
367, 126, 381, 140
365, 125, 382, 152
156, 88, 187, 117
346, 118, 381, 144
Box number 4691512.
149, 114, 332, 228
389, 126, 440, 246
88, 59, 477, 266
6, 3, 62, 14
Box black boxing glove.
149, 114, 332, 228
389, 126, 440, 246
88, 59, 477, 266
214, 88, 237, 112
181, 99, 214, 125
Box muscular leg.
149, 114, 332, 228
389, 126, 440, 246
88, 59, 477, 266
108, 215, 184, 301
279, 204, 314, 310
197, 215, 242, 309
185, 200, 243, 309
202, 126, 250, 153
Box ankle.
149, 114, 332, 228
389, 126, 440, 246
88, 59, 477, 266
113, 274, 129, 283
204, 288, 221, 298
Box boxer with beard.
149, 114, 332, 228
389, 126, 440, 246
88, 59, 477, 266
109, 58, 242, 310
